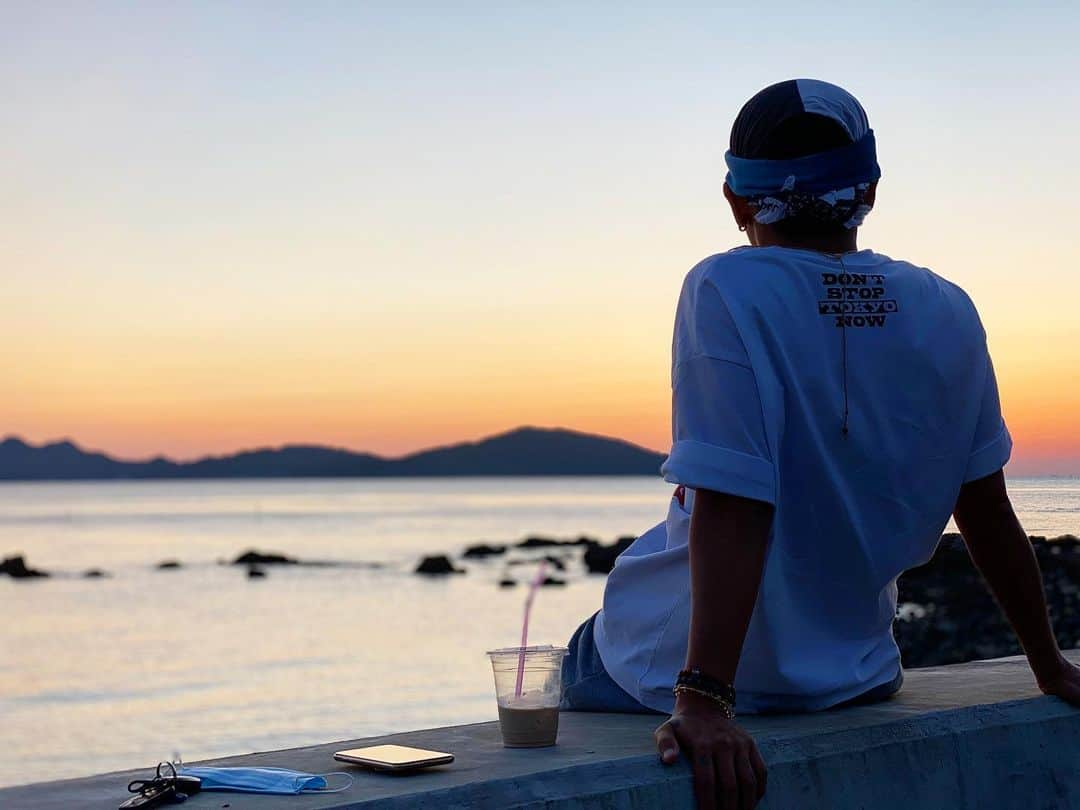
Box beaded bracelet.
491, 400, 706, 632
672, 684, 736, 718
676, 667, 737, 705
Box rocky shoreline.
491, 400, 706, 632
894, 533, 1079, 667
449, 531, 1080, 666
5, 532, 1077, 669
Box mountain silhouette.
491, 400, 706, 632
0, 428, 665, 480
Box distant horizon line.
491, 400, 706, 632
0, 425, 665, 466
2, 428, 1078, 480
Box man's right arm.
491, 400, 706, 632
953, 470, 1079, 701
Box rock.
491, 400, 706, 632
247, 566, 267, 579
415, 555, 465, 575
893, 529, 1080, 668
82, 569, 109, 578
506, 555, 569, 569
540, 576, 567, 587
515, 536, 599, 550
156, 560, 182, 570
1, 555, 49, 579
542, 555, 567, 571
516, 536, 563, 549
938, 532, 965, 548
463, 543, 508, 559
583, 536, 636, 574
498, 578, 517, 588
232, 550, 298, 566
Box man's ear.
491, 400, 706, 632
723, 182, 753, 230
864, 181, 878, 208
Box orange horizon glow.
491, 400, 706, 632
6, 239, 1079, 476
5, 225, 1078, 476
7, 378, 1079, 478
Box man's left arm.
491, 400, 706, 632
953, 470, 1080, 703
654, 489, 774, 810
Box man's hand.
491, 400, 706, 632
1037, 658, 1080, 706
654, 693, 766, 810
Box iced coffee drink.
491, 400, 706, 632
488, 645, 567, 748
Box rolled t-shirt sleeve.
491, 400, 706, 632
661, 277, 776, 504
964, 351, 1012, 482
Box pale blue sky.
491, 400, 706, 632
3, 2, 1079, 471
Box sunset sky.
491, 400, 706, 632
4, 3, 1079, 475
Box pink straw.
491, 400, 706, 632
514, 561, 548, 698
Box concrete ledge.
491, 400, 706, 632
5, 651, 1078, 809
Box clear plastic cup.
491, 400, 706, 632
487, 645, 568, 748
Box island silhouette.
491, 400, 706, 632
0, 427, 665, 480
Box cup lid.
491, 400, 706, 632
486, 644, 568, 657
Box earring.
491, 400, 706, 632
738, 222, 748, 232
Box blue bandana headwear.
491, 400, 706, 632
724, 131, 880, 197
724, 79, 882, 229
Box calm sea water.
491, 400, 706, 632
1, 476, 1076, 788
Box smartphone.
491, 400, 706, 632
333, 744, 454, 772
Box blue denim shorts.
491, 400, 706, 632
560, 612, 903, 713
560, 612, 661, 713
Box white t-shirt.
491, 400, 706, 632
593, 246, 1012, 714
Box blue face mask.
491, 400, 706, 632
179, 766, 352, 795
